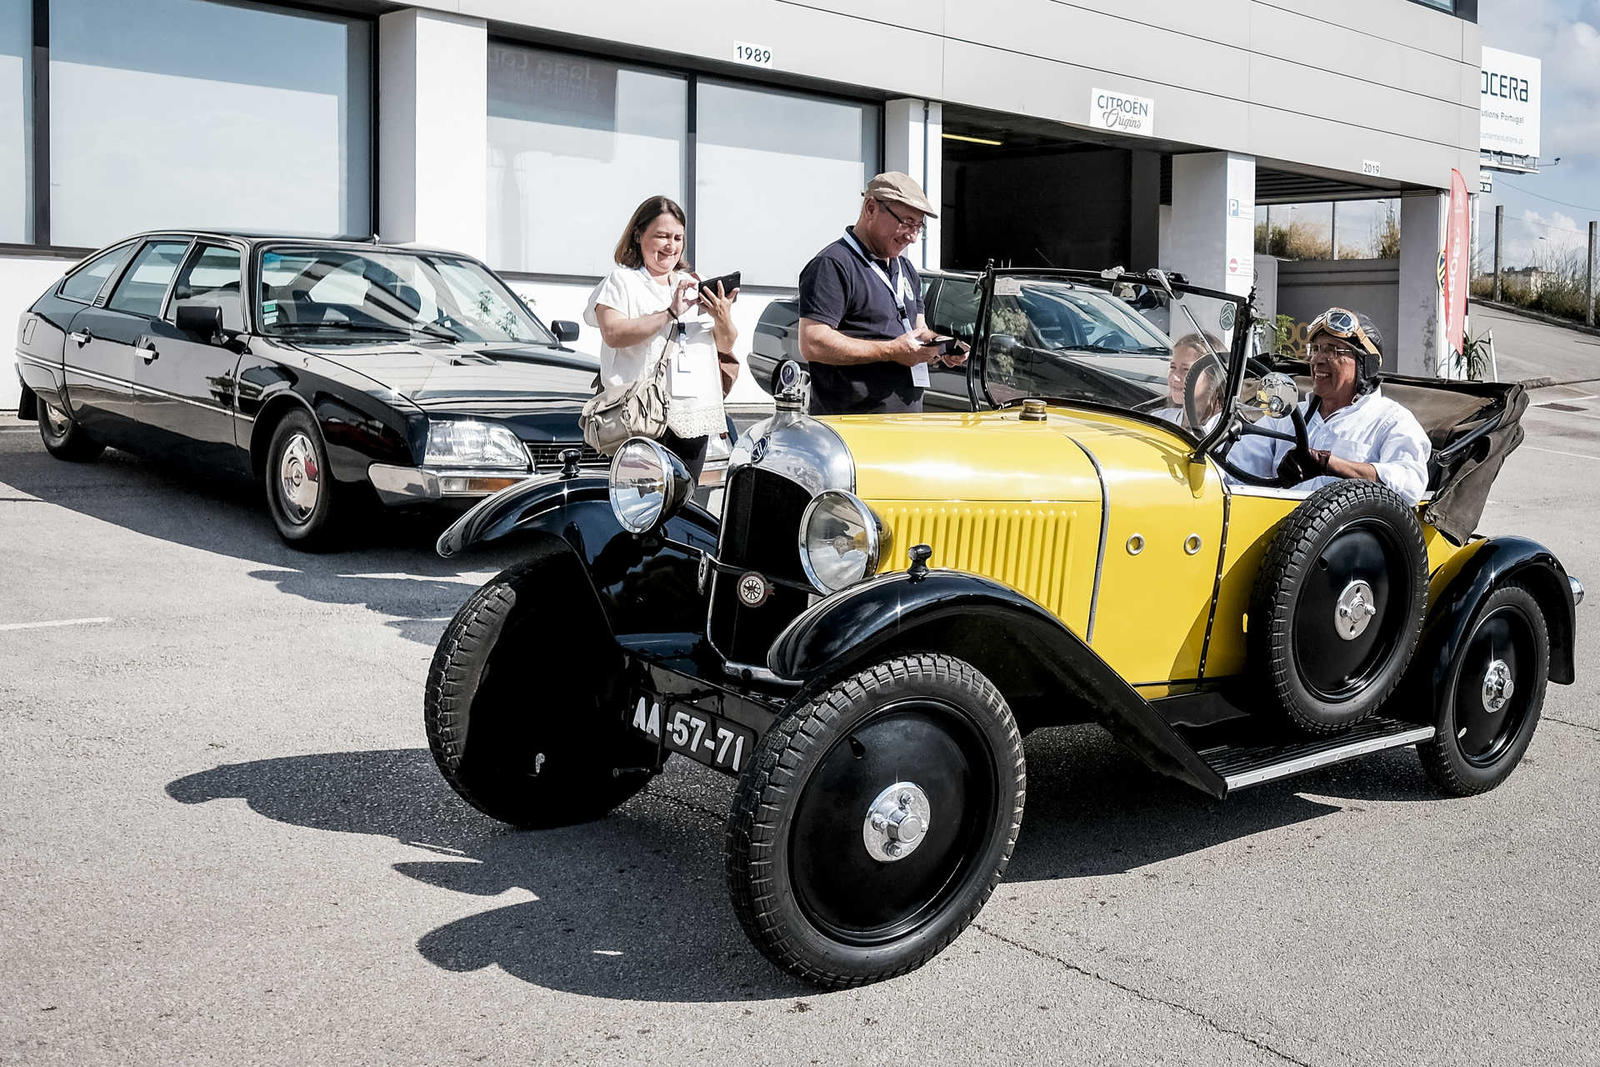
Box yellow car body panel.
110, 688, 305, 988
826, 407, 1227, 686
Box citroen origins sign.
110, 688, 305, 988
1091, 88, 1155, 137
1481, 46, 1541, 159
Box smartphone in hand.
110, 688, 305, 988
921, 335, 958, 356
698, 271, 741, 300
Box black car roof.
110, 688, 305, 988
113, 229, 471, 258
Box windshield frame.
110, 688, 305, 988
250, 243, 557, 346
967, 266, 1253, 460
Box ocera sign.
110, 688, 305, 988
1091, 88, 1155, 137
1480, 46, 1541, 158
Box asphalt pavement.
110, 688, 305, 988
1, 385, 1596, 1066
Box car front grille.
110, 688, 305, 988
530, 441, 608, 472
709, 465, 815, 670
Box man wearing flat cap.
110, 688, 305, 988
797, 171, 966, 414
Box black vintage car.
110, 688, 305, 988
12, 231, 609, 547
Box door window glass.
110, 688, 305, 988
170, 243, 243, 332
106, 239, 190, 317
59, 242, 132, 303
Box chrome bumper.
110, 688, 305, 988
1572, 575, 1585, 607
367, 463, 539, 505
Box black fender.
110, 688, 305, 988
437, 473, 721, 640
1407, 536, 1578, 711
768, 570, 1228, 799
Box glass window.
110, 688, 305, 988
49, 0, 371, 248
488, 45, 687, 275
170, 243, 242, 332
257, 247, 554, 345
106, 239, 190, 317
695, 82, 880, 287
0, 0, 29, 242
59, 242, 132, 302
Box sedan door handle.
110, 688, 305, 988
136, 344, 159, 364
69, 331, 90, 346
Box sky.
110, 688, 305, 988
1479, 0, 1600, 269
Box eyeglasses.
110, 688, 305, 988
1308, 342, 1361, 359
877, 200, 926, 237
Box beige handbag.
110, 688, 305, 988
580, 324, 678, 455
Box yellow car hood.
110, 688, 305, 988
823, 407, 1201, 502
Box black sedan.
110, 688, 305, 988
13, 231, 608, 548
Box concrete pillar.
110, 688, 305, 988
1397, 191, 1447, 378
378, 9, 488, 258
884, 99, 942, 272
1166, 152, 1256, 297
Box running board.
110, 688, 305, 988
1196, 716, 1436, 794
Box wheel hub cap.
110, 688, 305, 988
863, 781, 931, 862
1334, 579, 1378, 640
1481, 658, 1514, 714
42, 401, 69, 437
278, 433, 321, 522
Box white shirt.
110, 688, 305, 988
1225, 387, 1432, 505
584, 266, 725, 439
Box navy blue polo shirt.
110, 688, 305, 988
797, 227, 924, 415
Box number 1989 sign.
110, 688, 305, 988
733, 41, 773, 68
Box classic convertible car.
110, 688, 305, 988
422, 268, 1581, 988
12, 230, 609, 548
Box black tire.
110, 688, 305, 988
726, 654, 1025, 988
37, 394, 104, 462
1418, 583, 1548, 796
424, 558, 656, 829
1250, 480, 1428, 735
263, 409, 344, 549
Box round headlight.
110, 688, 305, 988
609, 437, 691, 534
800, 490, 888, 593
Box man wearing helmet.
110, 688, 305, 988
1229, 307, 1431, 505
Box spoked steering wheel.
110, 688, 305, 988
1184, 351, 1311, 488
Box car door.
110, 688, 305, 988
55, 242, 139, 441
136, 241, 248, 469
74, 238, 194, 452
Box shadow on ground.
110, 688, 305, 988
163, 723, 1433, 1002
2, 444, 524, 643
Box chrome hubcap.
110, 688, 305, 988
1334, 579, 1377, 641
41, 401, 69, 438
863, 781, 931, 863
277, 433, 321, 523
1481, 658, 1514, 714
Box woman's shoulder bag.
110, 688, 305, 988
579, 322, 679, 455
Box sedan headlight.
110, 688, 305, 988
800, 490, 889, 593
424, 419, 529, 468
610, 437, 692, 534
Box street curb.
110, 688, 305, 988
1471, 298, 1600, 340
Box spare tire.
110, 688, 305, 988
1249, 480, 1429, 735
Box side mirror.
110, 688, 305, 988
1242, 372, 1299, 424
175, 303, 223, 341
551, 320, 579, 343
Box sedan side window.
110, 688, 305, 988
169, 244, 243, 333
106, 240, 191, 318
59, 243, 133, 304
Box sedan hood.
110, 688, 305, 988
277, 338, 598, 409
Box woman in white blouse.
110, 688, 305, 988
584, 195, 739, 481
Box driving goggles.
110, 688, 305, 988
1307, 307, 1380, 359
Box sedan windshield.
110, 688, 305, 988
256, 247, 555, 345
981, 274, 1237, 429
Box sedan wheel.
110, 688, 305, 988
726, 654, 1025, 988
1419, 583, 1548, 796
36, 396, 104, 462
264, 409, 343, 549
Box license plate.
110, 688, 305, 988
630, 696, 755, 775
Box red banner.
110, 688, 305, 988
1443, 168, 1472, 362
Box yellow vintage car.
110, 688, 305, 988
423, 268, 1581, 989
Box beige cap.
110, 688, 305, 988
863, 171, 938, 218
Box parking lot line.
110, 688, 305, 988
0, 616, 113, 632
1524, 444, 1600, 462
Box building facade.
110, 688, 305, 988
1, 0, 1482, 410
